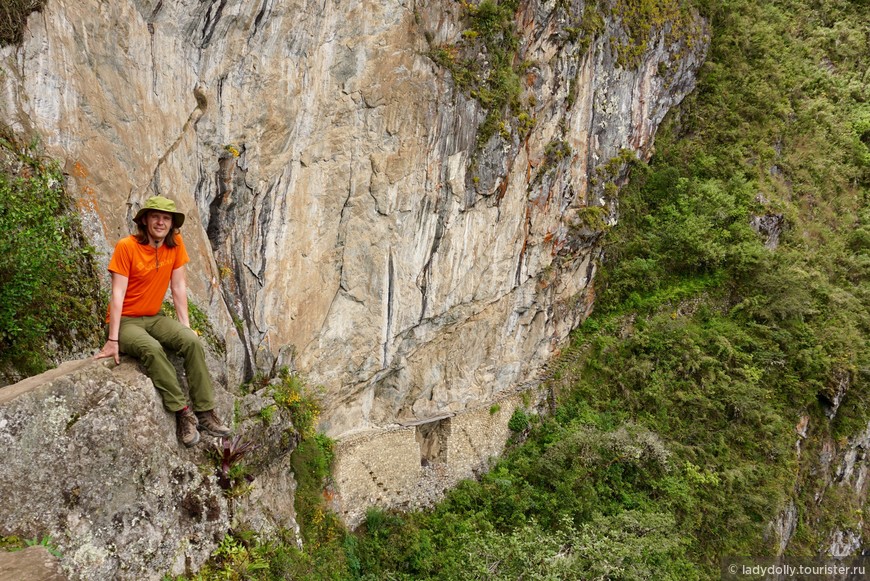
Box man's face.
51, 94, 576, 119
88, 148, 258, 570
145, 210, 174, 243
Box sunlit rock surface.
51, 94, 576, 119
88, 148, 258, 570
0, 359, 299, 579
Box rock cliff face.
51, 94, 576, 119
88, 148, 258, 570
0, 0, 706, 437
769, 408, 870, 557
0, 358, 300, 579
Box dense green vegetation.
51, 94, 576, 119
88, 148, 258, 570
182, 0, 868, 578
181, 371, 347, 580
427, 0, 530, 146
0, 132, 103, 380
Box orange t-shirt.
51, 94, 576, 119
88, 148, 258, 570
106, 234, 190, 321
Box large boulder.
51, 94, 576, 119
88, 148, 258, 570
0, 358, 298, 580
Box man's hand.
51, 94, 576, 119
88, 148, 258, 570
94, 340, 120, 365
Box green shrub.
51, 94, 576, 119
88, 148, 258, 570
507, 408, 530, 432
0, 136, 102, 380
290, 433, 342, 548
269, 368, 323, 439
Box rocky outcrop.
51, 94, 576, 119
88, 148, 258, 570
0, 546, 67, 581
0, 358, 299, 580
1, 0, 707, 438
768, 403, 870, 556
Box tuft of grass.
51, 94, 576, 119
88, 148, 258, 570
0, 0, 46, 46
0, 534, 62, 558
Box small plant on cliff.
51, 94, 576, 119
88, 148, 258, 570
258, 403, 277, 425
0, 534, 62, 558
210, 435, 258, 497
24, 535, 62, 558
271, 367, 323, 439
507, 408, 530, 432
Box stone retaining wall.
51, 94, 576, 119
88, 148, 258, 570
332, 392, 531, 527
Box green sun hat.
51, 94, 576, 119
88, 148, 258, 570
133, 195, 185, 228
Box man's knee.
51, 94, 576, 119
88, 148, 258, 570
177, 326, 200, 345
124, 334, 164, 359
176, 328, 205, 355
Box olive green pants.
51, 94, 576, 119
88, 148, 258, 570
118, 315, 214, 412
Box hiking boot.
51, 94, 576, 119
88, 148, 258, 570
176, 407, 200, 447
196, 409, 232, 438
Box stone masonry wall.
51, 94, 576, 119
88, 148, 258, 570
332, 392, 530, 527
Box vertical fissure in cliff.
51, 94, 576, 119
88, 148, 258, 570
200, 0, 228, 48
418, 190, 450, 323
383, 251, 395, 368
205, 146, 268, 380
251, 0, 272, 40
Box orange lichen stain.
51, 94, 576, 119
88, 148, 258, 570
76, 184, 102, 218
72, 161, 89, 179
526, 156, 538, 182
495, 178, 509, 204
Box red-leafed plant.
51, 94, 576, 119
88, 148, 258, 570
211, 435, 258, 495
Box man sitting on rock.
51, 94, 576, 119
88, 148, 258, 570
95, 195, 231, 447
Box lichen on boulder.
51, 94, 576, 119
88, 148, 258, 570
0, 358, 299, 580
